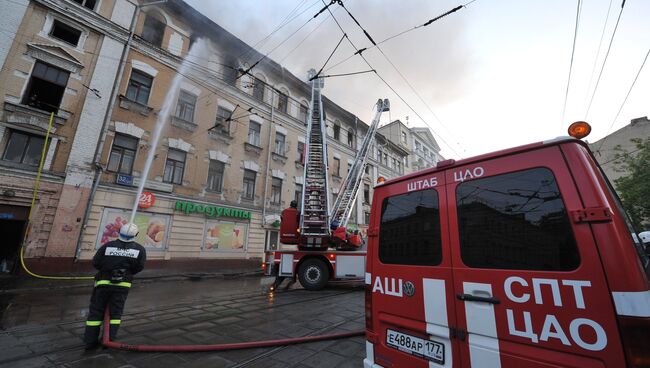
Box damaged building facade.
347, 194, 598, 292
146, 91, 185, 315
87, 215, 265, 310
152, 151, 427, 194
0, 0, 410, 273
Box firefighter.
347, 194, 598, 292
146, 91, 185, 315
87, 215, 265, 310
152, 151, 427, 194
83, 223, 146, 349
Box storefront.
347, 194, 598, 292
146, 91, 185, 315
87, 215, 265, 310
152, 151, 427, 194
78, 186, 265, 267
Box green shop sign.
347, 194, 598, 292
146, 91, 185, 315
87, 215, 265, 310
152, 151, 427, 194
175, 201, 251, 220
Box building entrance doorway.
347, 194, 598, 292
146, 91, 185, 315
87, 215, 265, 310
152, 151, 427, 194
0, 205, 29, 274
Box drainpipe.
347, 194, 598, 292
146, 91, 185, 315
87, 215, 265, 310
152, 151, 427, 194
261, 88, 276, 230
75, 1, 166, 260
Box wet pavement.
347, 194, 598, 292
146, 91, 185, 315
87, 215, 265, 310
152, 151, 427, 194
0, 276, 365, 367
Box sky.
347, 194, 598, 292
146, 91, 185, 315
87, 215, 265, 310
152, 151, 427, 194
184, 0, 650, 159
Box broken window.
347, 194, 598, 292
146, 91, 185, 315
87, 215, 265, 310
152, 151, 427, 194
347, 130, 353, 147
175, 90, 197, 122
252, 78, 264, 101
2, 130, 46, 167
71, 0, 97, 10
107, 133, 138, 174
22, 61, 69, 113
141, 14, 165, 47
126, 70, 152, 105
333, 123, 340, 140
50, 20, 82, 46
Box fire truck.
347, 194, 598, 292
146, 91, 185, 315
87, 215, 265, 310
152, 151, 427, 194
264, 69, 389, 291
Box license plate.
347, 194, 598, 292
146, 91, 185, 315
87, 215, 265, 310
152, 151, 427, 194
386, 329, 444, 364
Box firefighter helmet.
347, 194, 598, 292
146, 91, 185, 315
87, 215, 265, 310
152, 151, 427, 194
119, 223, 139, 242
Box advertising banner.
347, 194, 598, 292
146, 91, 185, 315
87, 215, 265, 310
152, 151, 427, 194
203, 221, 247, 252
97, 208, 169, 250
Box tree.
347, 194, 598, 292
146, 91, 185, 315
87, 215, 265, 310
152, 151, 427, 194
612, 137, 650, 230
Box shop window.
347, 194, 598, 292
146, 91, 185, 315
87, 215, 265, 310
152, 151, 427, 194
214, 106, 232, 135
242, 169, 256, 199
207, 160, 225, 192
456, 168, 580, 271
299, 104, 308, 124
333, 122, 340, 140
50, 20, 82, 46
2, 130, 46, 167
271, 177, 282, 205
175, 90, 196, 122
252, 77, 264, 101
126, 70, 152, 105
347, 130, 354, 147
107, 134, 138, 174
278, 92, 288, 113
71, 0, 97, 10
141, 14, 165, 47
163, 148, 186, 185
332, 157, 340, 177
297, 141, 305, 164
274, 133, 285, 155
22, 61, 69, 113
379, 189, 442, 266
364, 184, 370, 204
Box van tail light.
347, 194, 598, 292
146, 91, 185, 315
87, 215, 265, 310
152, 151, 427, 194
618, 316, 650, 367
365, 284, 373, 331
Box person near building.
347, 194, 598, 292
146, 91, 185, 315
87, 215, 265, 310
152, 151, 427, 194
83, 223, 146, 349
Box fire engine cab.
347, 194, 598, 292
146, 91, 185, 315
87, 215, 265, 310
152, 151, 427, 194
364, 122, 650, 368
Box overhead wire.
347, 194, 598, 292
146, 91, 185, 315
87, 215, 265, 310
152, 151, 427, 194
332, 1, 467, 156
560, 0, 582, 128
596, 46, 650, 154
584, 0, 627, 119
584, 0, 614, 109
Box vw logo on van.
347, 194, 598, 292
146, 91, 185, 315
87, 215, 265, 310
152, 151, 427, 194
403, 281, 415, 297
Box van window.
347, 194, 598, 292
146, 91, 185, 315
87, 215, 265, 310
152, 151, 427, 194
379, 189, 442, 265
456, 167, 580, 271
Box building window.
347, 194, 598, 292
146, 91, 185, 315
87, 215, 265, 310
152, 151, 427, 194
2, 131, 45, 166
50, 20, 82, 46
333, 123, 340, 140
401, 131, 407, 144
365, 164, 372, 175
175, 90, 197, 122
22, 61, 69, 113
364, 211, 370, 225
71, 0, 97, 10
163, 148, 186, 185
224, 56, 238, 86
364, 184, 370, 204
214, 106, 232, 134
278, 92, 288, 113
347, 130, 353, 147
377, 149, 381, 161
248, 121, 261, 146
383, 153, 388, 165
252, 78, 264, 101
107, 134, 138, 174
275, 133, 285, 155
271, 177, 282, 205
332, 157, 340, 177
126, 70, 152, 105
299, 104, 308, 123
415, 141, 421, 152
295, 184, 302, 204
207, 160, 225, 192
457, 168, 580, 271
391, 158, 397, 169
243, 169, 256, 199
141, 14, 165, 47
297, 141, 305, 164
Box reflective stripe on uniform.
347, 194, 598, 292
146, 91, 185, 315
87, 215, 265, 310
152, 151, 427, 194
86, 320, 102, 326
95, 280, 132, 288
109, 319, 121, 325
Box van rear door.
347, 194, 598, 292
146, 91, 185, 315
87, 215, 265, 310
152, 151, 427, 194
368, 173, 459, 367
446, 146, 626, 367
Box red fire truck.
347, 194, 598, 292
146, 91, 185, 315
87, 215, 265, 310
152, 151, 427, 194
363, 122, 650, 368
264, 69, 389, 290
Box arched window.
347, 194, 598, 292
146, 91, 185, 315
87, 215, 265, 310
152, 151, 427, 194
252, 74, 266, 101
277, 87, 289, 114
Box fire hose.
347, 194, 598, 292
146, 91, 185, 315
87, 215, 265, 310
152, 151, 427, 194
101, 309, 364, 352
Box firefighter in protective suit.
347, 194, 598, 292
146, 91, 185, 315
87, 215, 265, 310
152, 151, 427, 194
83, 223, 146, 349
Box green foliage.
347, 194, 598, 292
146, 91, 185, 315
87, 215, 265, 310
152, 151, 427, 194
613, 138, 650, 229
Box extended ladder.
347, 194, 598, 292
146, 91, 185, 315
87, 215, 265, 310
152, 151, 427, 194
330, 99, 389, 227
299, 69, 330, 245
